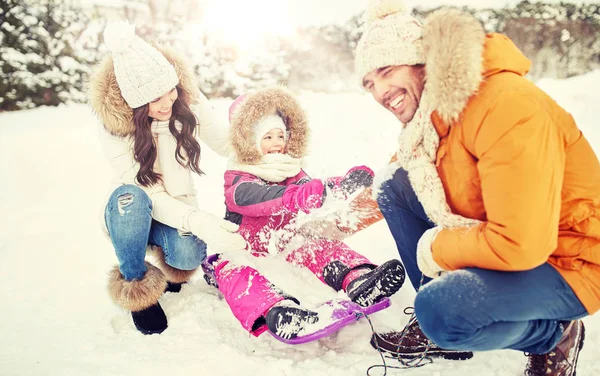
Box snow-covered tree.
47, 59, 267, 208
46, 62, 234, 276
0, 0, 90, 111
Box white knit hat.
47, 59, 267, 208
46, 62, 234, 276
355, 0, 425, 84
255, 115, 288, 151
103, 22, 179, 109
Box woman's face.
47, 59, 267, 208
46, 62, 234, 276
148, 87, 178, 121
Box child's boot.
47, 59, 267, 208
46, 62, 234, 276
266, 300, 319, 339
346, 259, 406, 307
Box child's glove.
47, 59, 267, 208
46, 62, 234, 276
282, 178, 325, 213
187, 210, 247, 253
327, 166, 375, 198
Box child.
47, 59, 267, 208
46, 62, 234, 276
209, 87, 406, 339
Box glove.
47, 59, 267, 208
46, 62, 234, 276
187, 210, 247, 253
327, 166, 375, 198
416, 227, 446, 278
340, 166, 374, 195
282, 178, 325, 213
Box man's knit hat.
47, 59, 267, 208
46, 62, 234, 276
103, 22, 179, 109
354, 0, 425, 83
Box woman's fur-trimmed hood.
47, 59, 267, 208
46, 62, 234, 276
229, 87, 309, 164
88, 43, 200, 138
421, 8, 487, 124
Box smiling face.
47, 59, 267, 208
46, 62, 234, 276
148, 87, 178, 121
362, 65, 426, 124
260, 128, 286, 155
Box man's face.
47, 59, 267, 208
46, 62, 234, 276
362, 65, 426, 124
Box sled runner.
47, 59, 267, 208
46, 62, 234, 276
269, 297, 391, 345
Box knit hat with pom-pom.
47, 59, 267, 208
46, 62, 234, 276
354, 0, 424, 84
103, 22, 179, 108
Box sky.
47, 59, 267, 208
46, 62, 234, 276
258, 0, 596, 26
87, 0, 599, 28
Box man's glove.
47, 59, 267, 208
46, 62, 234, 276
327, 166, 375, 198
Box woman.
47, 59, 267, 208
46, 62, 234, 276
88, 22, 247, 335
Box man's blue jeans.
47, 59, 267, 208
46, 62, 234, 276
105, 185, 207, 281
377, 168, 587, 353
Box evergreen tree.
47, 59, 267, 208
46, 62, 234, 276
0, 0, 90, 111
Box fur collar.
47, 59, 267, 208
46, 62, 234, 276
422, 8, 486, 124
88, 44, 199, 138
229, 87, 309, 164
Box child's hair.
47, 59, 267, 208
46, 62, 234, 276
132, 86, 204, 186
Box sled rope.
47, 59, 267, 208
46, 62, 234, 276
365, 277, 433, 375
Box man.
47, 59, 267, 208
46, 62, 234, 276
354, 1, 600, 375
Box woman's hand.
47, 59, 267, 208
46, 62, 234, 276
187, 211, 247, 253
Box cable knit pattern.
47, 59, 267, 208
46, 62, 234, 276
227, 153, 302, 183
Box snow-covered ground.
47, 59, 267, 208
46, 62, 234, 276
1, 71, 599, 376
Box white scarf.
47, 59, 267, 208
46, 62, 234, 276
227, 153, 302, 183
151, 120, 195, 197
395, 88, 481, 228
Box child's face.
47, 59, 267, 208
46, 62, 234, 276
260, 129, 286, 155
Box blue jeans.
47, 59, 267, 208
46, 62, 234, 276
377, 167, 587, 353
105, 185, 207, 281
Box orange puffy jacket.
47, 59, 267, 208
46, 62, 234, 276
353, 33, 600, 314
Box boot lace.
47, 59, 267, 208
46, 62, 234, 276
365, 276, 433, 375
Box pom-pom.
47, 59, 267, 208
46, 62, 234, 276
103, 22, 136, 53
366, 0, 406, 22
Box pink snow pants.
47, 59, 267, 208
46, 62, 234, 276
214, 238, 372, 336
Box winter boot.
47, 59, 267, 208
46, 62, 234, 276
108, 262, 168, 335
148, 245, 198, 287
370, 324, 474, 361
266, 300, 319, 340
346, 259, 406, 307
165, 281, 185, 293
131, 302, 168, 335
525, 320, 585, 376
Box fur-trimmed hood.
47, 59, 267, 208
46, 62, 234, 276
422, 8, 530, 124
229, 87, 309, 164
88, 44, 200, 138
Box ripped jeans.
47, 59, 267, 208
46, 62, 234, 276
104, 185, 207, 281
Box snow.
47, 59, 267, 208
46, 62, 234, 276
1, 71, 600, 376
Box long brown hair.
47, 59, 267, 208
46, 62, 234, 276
132, 86, 204, 187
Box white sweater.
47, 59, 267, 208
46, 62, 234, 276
99, 93, 230, 232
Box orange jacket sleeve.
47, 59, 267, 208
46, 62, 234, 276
432, 93, 565, 271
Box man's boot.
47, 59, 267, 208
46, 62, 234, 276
525, 320, 585, 376
370, 314, 474, 360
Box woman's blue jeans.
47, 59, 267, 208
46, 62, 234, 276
105, 185, 207, 281
377, 168, 587, 353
